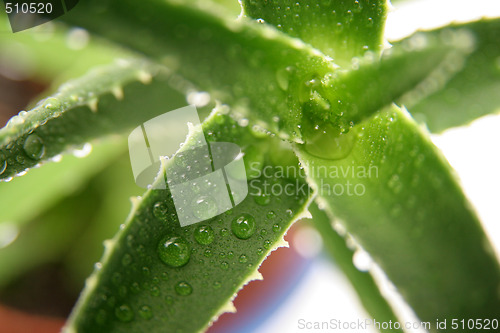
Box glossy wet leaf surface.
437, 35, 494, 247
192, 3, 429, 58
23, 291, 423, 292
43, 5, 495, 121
296, 105, 500, 328
242, 0, 388, 67
64, 111, 311, 333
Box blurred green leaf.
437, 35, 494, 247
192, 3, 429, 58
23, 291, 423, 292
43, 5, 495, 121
0, 13, 127, 83
0, 139, 126, 226
64, 154, 143, 287
398, 19, 500, 132
309, 203, 402, 332
0, 175, 102, 288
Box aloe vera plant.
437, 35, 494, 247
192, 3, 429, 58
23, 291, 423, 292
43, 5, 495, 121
0, 0, 499, 332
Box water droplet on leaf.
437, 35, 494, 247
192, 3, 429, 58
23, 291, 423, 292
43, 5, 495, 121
43, 97, 61, 111
139, 305, 153, 320
304, 122, 356, 160
231, 214, 256, 239
153, 202, 169, 222
158, 235, 190, 267
115, 304, 134, 322
175, 281, 192, 296
0, 158, 6, 175
194, 225, 214, 245
192, 196, 218, 220
23, 134, 45, 160
254, 192, 271, 206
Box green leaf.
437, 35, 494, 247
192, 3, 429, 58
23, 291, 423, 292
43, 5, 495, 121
64, 154, 144, 286
212, 0, 242, 16
61, 0, 470, 141
0, 175, 103, 288
0, 59, 187, 179
397, 19, 500, 132
241, 0, 388, 67
309, 203, 402, 333
61, 0, 339, 143
295, 105, 500, 328
0, 140, 125, 226
63, 110, 312, 333
0, 13, 128, 83
306, 40, 469, 129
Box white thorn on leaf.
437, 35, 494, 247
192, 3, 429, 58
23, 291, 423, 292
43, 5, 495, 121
137, 70, 153, 84
112, 86, 124, 100
88, 99, 98, 112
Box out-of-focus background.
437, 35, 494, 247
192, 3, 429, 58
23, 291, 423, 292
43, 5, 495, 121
0, 1, 499, 332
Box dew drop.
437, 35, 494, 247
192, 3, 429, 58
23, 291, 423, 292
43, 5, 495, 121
23, 134, 45, 160
175, 281, 192, 296
353, 0, 363, 13
220, 261, 229, 270
304, 122, 356, 160
346, 9, 354, 22
115, 304, 134, 322
139, 305, 153, 320
239, 255, 248, 263
158, 235, 191, 267
0, 158, 6, 175
254, 192, 271, 206
272, 224, 282, 233
16, 155, 25, 164
231, 214, 256, 239
220, 228, 229, 237
150, 285, 160, 297
276, 66, 294, 91
43, 97, 61, 111
153, 202, 169, 222
194, 225, 214, 245
388, 174, 403, 194
192, 196, 218, 220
